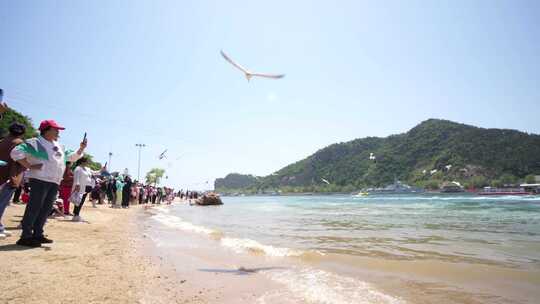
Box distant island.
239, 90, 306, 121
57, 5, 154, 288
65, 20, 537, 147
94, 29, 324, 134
215, 119, 540, 194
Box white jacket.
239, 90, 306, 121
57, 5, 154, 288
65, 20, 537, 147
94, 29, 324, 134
10, 136, 83, 185
72, 166, 94, 195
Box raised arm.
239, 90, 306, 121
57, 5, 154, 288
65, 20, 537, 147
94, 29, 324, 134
68, 138, 88, 163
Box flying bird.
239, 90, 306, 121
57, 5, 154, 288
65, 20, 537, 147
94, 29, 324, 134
158, 149, 168, 160
321, 178, 330, 185
220, 50, 285, 82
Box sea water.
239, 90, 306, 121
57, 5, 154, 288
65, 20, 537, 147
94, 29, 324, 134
147, 194, 540, 303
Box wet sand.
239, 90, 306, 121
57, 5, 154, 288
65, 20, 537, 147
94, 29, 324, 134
138, 206, 287, 304
0, 202, 284, 304
313, 253, 540, 304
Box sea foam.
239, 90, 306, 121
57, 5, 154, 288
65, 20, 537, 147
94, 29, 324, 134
152, 212, 219, 236
260, 267, 406, 304
220, 237, 305, 257
151, 209, 311, 257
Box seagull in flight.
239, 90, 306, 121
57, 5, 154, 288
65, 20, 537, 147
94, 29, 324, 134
220, 50, 285, 82
158, 149, 168, 160
321, 178, 330, 185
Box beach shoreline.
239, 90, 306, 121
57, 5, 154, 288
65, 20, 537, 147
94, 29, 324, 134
143, 196, 540, 304
2, 198, 539, 304
138, 204, 293, 304
0, 202, 286, 304
0, 202, 188, 304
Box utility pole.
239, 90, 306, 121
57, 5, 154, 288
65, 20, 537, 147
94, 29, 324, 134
135, 144, 146, 182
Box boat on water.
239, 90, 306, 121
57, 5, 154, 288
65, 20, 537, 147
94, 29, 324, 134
365, 180, 424, 194
354, 192, 369, 197
440, 181, 465, 193
521, 183, 540, 194
477, 187, 531, 196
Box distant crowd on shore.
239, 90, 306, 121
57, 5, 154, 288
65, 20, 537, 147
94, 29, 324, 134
0, 106, 200, 247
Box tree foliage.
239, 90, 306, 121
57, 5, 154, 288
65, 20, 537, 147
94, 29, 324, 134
84, 154, 103, 171
214, 173, 259, 190
0, 108, 37, 139
146, 168, 165, 185
525, 174, 537, 184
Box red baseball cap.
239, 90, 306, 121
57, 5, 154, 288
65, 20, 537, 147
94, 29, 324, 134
38, 120, 65, 131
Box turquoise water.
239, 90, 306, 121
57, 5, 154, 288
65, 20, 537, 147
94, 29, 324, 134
158, 194, 540, 267
148, 194, 540, 303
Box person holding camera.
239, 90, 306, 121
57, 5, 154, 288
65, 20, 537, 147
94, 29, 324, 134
11, 120, 86, 247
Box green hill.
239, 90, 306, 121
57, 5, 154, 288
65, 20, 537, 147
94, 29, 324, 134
216, 119, 540, 193
214, 173, 259, 191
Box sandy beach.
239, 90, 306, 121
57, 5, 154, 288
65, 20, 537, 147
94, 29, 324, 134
0, 203, 166, 303
0, 202, 285, 304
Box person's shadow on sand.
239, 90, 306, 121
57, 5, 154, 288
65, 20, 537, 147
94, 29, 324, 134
56, 218, 91, 224
0, 244, 51, 251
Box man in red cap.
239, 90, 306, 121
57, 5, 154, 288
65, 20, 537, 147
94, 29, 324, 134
11, 120, 87, 247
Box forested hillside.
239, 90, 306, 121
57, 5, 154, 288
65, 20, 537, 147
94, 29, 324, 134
216, 119, 540, 193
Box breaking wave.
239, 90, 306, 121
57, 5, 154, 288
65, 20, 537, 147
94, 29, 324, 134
151, 209, 318, 258
259, 267, 406, 304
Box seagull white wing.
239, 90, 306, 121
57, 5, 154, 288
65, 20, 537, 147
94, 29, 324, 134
251, 72, 285, 79
220, 50, 250, 74
321, 178, 330, 185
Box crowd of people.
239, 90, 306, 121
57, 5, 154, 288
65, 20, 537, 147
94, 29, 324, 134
0, 112, 201, 247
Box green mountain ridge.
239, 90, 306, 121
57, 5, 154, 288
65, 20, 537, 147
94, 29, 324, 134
215, 119, 540, 192
214, 173, 260, 190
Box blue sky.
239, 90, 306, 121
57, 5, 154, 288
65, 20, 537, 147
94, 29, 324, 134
1, 1, 539, 189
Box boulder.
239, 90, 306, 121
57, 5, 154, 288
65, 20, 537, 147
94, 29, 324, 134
194, 193, 223, 206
